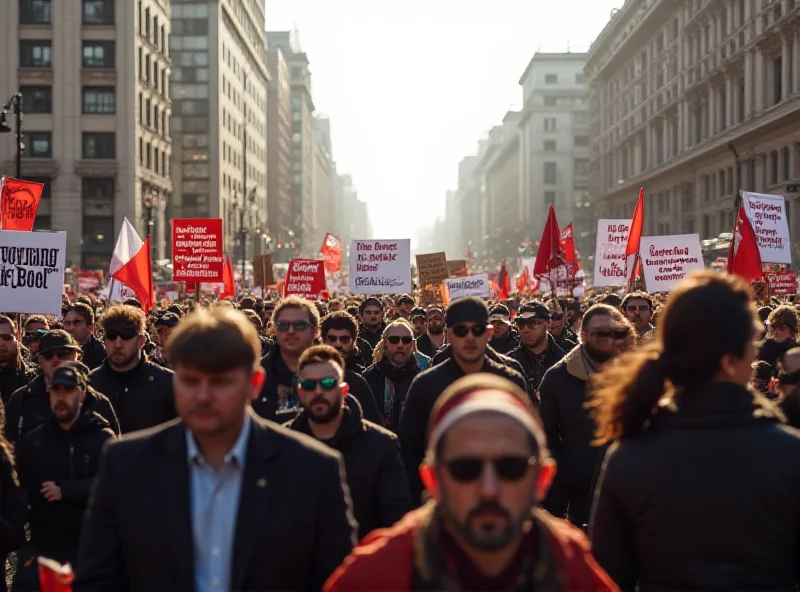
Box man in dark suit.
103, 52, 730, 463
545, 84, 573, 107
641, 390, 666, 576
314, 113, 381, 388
75, 307, 357, 592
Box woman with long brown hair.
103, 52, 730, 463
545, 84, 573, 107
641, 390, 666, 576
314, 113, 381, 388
588, 271, 800, 591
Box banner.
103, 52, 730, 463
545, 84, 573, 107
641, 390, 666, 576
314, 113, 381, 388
349, 239, 411, 294
540, 266, 586, 297
640, 234, 704, 292
416, 252, 448, 305
766, 270, 797, 295
593, 219, 632, 287
444, 273, 490, 300
742, 192, 792, 264
0, 177, 44, 231
0, 230, 66, 314
283, 258, 326, 299
320, 233, 343, 274
171, 218, 224, 282
77, 270, 100, 291
447, 260, 468, 278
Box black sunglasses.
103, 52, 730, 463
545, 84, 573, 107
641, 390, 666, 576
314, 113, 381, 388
386, 335, 413, 345
325, 335, 352, 344
298, 377, 338, 391
276, 320, 312, 332
444, 455, 537, 483
591, 329, 630, 341
24, 329, 48, 341
105, 329, 138, 341
451, 324, 488, 338
41, 350, 75, 361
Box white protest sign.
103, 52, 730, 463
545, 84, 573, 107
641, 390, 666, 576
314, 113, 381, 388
349, 239, 411, 294
0, 230, 66, 314
742, 192, 792, 264
445, 273, 490, 300
593, 219, 632, 287
541, 267, 586, 297
640, 234, 704, 292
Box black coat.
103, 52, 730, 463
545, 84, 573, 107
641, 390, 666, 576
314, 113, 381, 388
0, 357, 36, 405
398, 356, 527, 505
345, 349, 367, 376
358, 323, 385, 355
489, 330, 520, 355
74, 413, 357, 592
80, 335, 107, 371
430, 343, 526, 377
0, 445, 26, 592
17, 412, 115, 558
288, 395, 412, 540
89, 356, 176, 434
415, 333, 444, 360
508, 334, 566, 403
590, 383, 800, 592
363, 357, 423, 433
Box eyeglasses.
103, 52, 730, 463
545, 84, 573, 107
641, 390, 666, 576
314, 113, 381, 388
443, 455, 537, 483
276, 320, 313, 332
0, 334, 15, 343
386, 335, 413, 345
516, 318, 546, 328
325, 335, 352, 345
298, 377, 339, 391
451, 324, 488, 338
590, 329, 630, 341
41, 350, 74, 361
625, 305, 650, 313
105, 329, 138, 341
24, 329, 48, 341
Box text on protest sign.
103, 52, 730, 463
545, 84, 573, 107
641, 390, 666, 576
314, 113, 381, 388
283, 259, 326, 299
0, 230, 66, 314
766, 270, 797, 295
593, 219, 632, 287
349, 239, 411, 294
444, 273, 490, 301
416, 252, 448, 305
640, 234, 704, 292
1, 177, 44, 231
447, 260, 468, 278
742, 192, 792, 264
172, 218, 224, 282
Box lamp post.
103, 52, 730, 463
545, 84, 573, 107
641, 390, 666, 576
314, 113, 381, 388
729, 142, 742, 211
143, 191, 157, 262
0, 92, 24, 178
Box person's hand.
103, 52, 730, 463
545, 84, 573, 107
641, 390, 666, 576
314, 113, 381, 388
41, 481, 62, 502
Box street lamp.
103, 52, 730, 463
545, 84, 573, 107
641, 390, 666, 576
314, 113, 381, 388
234, 187, 257, 285
0, 92, 24, 178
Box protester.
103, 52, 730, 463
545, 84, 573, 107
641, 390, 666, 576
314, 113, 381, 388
325, 374, 618, 591
21, 315, 50, 364
152, 312, 181, 367
415, 306, 446, 359
508, 301, 566, 402
75, 307, 358, 591
546, 299, 578, 352
589, 271, 800, 591
777, 347, 800, 428
488, 304, 521, 355
0, 316, 37, 406
321, 311, 371, 373
358, 298, 387, 354
63, 303, 107, 370
409, 307, 427, 339
758, 305, 799, 368
394, 295, 415, 320
620, 292, 655, 342
0, 417, 25, 592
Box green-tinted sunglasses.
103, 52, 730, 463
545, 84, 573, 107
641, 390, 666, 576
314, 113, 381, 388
299, 377, 339, 391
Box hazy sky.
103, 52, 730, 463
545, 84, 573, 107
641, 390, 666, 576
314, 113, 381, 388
266, 0, 623, 241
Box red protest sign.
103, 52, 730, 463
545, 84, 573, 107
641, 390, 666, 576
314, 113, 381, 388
283, 259, 326, 299
171, 218, 224, 282
1, 177, 44, 231
765, 270, 797, 295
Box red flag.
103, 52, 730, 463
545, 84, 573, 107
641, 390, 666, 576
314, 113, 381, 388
111, 236, 155, 313
220, 255, 235, 298
533, 205, 563, 277
320, 232, 343, 274
560, 223, 576, 264
727, 205, 763, 282
1, 177, 44, 231
625, 188, 645, 288
38, 557, 73, 592
497, 261, 510, 299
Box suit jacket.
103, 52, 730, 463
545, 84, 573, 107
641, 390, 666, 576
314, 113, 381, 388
74, 411, 358, 592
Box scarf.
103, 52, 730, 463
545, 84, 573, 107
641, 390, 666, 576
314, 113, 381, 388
379, 355, 419, 428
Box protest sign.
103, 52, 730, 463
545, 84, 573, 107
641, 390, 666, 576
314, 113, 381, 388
447, 260, 468, 278
172, 218, 223, 282
766, 270, 797, 295
252, 254, 274, 287
742, 192, 792, 264
444, 273, 490, 301
349, 239, 411, 294
540, 266, 586, 297
593, 219, 632, 287
0, 230, 66, 314
283, 259, 326, 299
0, 177, 44, 231
640, 234, 704, 292
416, 252, 448, 305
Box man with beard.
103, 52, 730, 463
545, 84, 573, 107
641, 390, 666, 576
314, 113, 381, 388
289, 345, 412, 539
546, 300, 578, 352
321, 312, 372, 373
22, 315, 50, 367
621, 292, 655, 342
325, 375, 617, 591
394, 295, 415, 320
508, 302, 566, 403
364, 320, 424, 433
0, 315, 37, 406
89, 305, 176, 433
409, 308, 427, 339
152, 312, 181, 367
358, 298, 387, 355
398, 297, 527, 505
416, 307, 446, 359
488, 305, 520, 355
758, 305, 799, 368
538, 304, 635, 528
14, 362, 115, 588
63, 303, 107, 370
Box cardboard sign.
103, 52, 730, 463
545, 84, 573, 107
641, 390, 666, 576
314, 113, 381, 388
417, 252, 448, 305
743, 192, 792, 264
252, 254, 274, 287
172, 218, 224, 282
0, 230, 66, 314
444, 273, 490, 300
349, 239, 411, 294
593, 219, 632, 287
283, 259, 326, 299
766, 270, 797, 295
447, 259, 468, 278
640, 234, 704, 292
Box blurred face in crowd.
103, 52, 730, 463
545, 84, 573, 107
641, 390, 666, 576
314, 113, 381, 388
427, 311, 445, 336
50, 384, 85, 426
448, 322, 493, 366
297, 361, 345, 425
63, 311, 91, 344
361, 305, 384, 330
548, 309, 566, 336
23, 321, 48, 357
411, 315, 426, 338
778, 350, 800, 400
329, 301, 343, 313
396, 301, 413, 320
384, 324, 414, 367
274, 307, 317, 357
581, 313, 632, 365
156, 324, 174, 348
517, 317, 548, 350
623, 298, 653, 333
325, 329, 354, 356
104, 324, 145, 371
769, 321, 795, 344
491, 318, 510, 339
38, 349, 79, 380
0, 323, 18, 366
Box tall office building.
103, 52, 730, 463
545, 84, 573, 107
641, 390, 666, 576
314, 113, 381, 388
0, 0, 173, 268
266, 42, 292, 262
311, 115, 333, 254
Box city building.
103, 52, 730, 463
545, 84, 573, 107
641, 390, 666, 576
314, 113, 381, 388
310, 115, 334, 255
456, 155, 481, 264
444, 189, 463, 259
0, 0, 173, 269
170, 0, 269, 266
332, 172, 370, 256
586, 0, 800, 268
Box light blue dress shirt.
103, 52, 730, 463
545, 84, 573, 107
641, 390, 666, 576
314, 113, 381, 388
186, 415, 252, 592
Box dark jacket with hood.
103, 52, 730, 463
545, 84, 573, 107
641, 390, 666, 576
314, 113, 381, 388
288, 395, 412, 540
0, 445, 26, 591
430, 343, 525, 377
17, 411, 115, 558
489, 329, 520, 355
5, 374, 120, 448
345, 347, 368, 376
0, 355, 37, 405
359, 323, 386, 355
255, 346, 383, 426
363, 356, 423, 433
758, 337, 797, 369
591, 383, 800, 592
508, 334, 566, 403
89, 355, 176, 434
80, 334, 107, 371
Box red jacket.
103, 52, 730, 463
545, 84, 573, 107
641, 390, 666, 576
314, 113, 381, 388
324, 506, 619, 591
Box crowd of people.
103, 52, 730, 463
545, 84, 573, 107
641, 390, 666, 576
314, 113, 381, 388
0, 270, 799, 590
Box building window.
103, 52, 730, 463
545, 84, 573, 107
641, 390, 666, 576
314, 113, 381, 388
22, 132, 52, 158
19, 40, 51, 67
139, 137, 144, 165
19, 0, 52, 24
544, 140, 557, 152
575, 73, 586, 84
82, 132, 115, 159
770, 151, 779, 185
573, 135, 589, 147
544, 191, 556, 206
782, 147, 790, 181
773, 57, 782, 104
544, 162, 557, 184
544, 117, 557, 131
161, 151, 166, 176
20, 86, 52, 113
82, 87, 116, 114
82, 0, 114, 25
154, 148, 159, 173
82, 41, 115, 68
545, 74, 558, 84
145, 99, 151, 126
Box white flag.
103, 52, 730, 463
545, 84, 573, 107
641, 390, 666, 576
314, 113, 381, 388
103, 218, 142, 302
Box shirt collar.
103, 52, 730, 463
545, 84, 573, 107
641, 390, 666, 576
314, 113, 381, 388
186, 413, 253, 468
